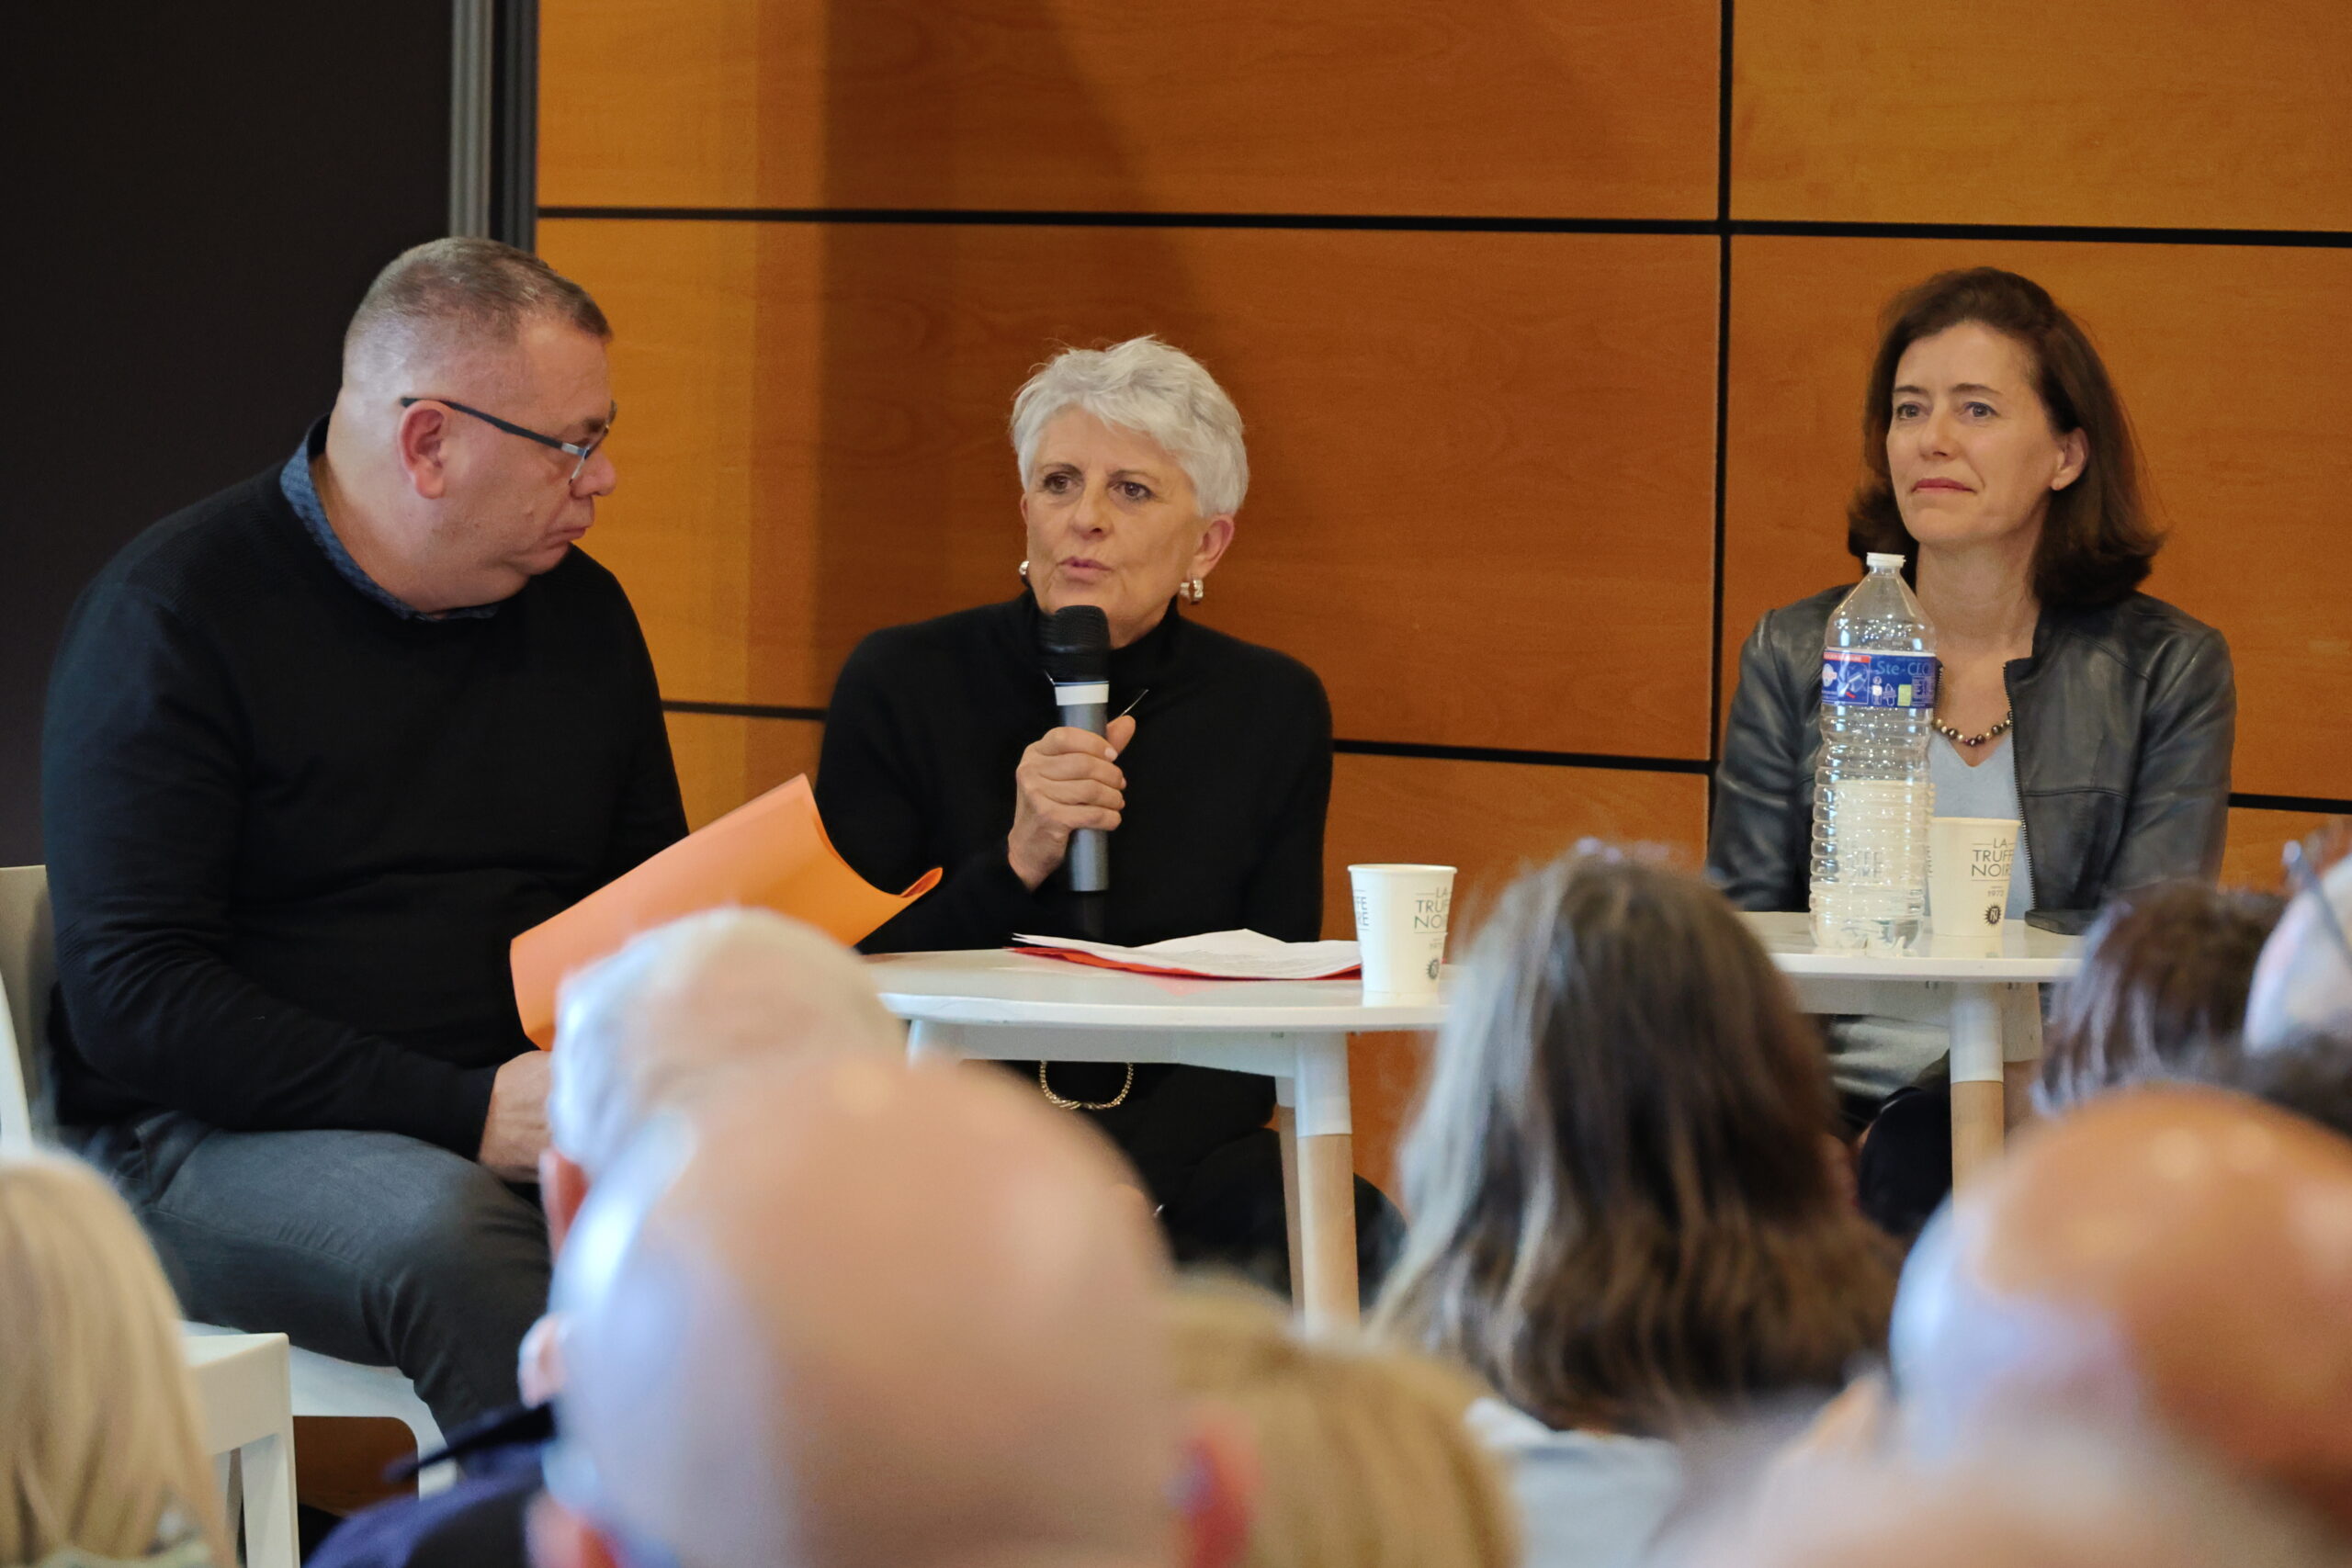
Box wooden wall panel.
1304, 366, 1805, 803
541, 0, 1717, 220
541, 218, 1722, 759
1733, 1, 2352, 230
663, 712, 825, 830
1723, 236, 2352, 801
560, 223, 823, 706
1321, 756, 1709, 941
2222, 807, 2341, 897
1326, 755, 1709, 1193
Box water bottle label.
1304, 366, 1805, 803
1822, 650, 1938, 708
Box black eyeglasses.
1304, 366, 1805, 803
399, 396, 615, 484
2282, 831, 2352, 976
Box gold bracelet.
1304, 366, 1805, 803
1039, 1060, 1135, 1111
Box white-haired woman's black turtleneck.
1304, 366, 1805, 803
817, 591, 1332, 1213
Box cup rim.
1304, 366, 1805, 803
1348, 863, 1458, 875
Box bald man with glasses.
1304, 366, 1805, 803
42, 237, 685, 1434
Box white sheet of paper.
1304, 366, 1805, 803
1012, 929, 1363, 980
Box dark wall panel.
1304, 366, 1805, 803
3, 7, 457, 862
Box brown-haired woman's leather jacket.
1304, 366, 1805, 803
1707, 586, 2235, 914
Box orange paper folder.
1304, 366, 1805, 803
510, 774, 941, 1047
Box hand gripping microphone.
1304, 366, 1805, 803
1041, 604, 1113, 896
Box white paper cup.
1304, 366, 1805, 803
1350, 863, 1456, 1001
1928, 817, 2019, 948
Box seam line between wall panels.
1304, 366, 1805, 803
657, 707, 2352, 808
539, 208, 2352, 247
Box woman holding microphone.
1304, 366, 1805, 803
819, 336, 1353, 1276
1708, 268, 2235, 1111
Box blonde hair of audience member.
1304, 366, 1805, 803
532, 1056, 1252, 1568
1891, 1085, 2352, 1535
2037, 882, 2282, 1112
542, 907, 903, 1243
1375, 850, 1894, 1437
1672, 1427, 2343, 1568
1168, 1283, 1516, 1568
0, 1153, 229, 1566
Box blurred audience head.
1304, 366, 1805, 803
2037, 882, 2282, 1113
1892, 1085, 2352, 1534
1167, 1282, 1514, 1568
545, 908, 900, 1227
2203, 1030, 2352, 1143
1672, 1429, 2341, 1568
0, 1152, 227, 1565
1375, 848, 1893, 1438
535, 1055, 1249, 1568
2246, 848, 2352, 1049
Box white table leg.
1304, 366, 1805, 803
2000, 983, 2045, 1131
1292, 1035, 1358, 1333
1272, 1077, 1304, 1301
213, 1453, 240, 1554
240, 1427, 300, 1568
906, 1019, 961, 1064
1950, 982, 2008, 1189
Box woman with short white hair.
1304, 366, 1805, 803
0, 1151, 229, 1567
819, 336, 1338, 1268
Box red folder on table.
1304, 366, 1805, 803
510, 774, 940, 1047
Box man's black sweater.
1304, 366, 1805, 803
42, 463, 686, 1156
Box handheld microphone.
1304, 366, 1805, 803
1041, 605, 1113, 896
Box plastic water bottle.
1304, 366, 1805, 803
1809, 552, 1938, 953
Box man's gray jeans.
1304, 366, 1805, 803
75, 1111, 549, 1435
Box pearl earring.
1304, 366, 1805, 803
1184, 578, 1205, 604
1018, 560, 1030, 581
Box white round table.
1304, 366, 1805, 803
867, 948, 1444, 1330
869, 918, 2080, 1324
1743, 913, 2080, 1180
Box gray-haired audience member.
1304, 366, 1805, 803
1892, 1087, 2352, 1539
524, 908, 905, 1398
44, 236, 683, 1434
530, 1055, 1254, 1568
2245, 851, 2352, 1048
309, 911, 909, 1568
545, 907, 904, 1213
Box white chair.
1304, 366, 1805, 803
184, 1329, 300, 1568
0, 866, 452, 1495
0, 864, 53, 1150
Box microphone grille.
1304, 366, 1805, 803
1041, 604, 1111, 683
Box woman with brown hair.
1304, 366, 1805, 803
2037, 880, 2283, 1111
1708, 266, 2235, 1107
1374, 850, 1893, 1568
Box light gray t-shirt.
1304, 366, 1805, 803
1467, 1399, 1683, 1568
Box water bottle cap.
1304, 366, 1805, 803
1865, 552, 1907, 570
